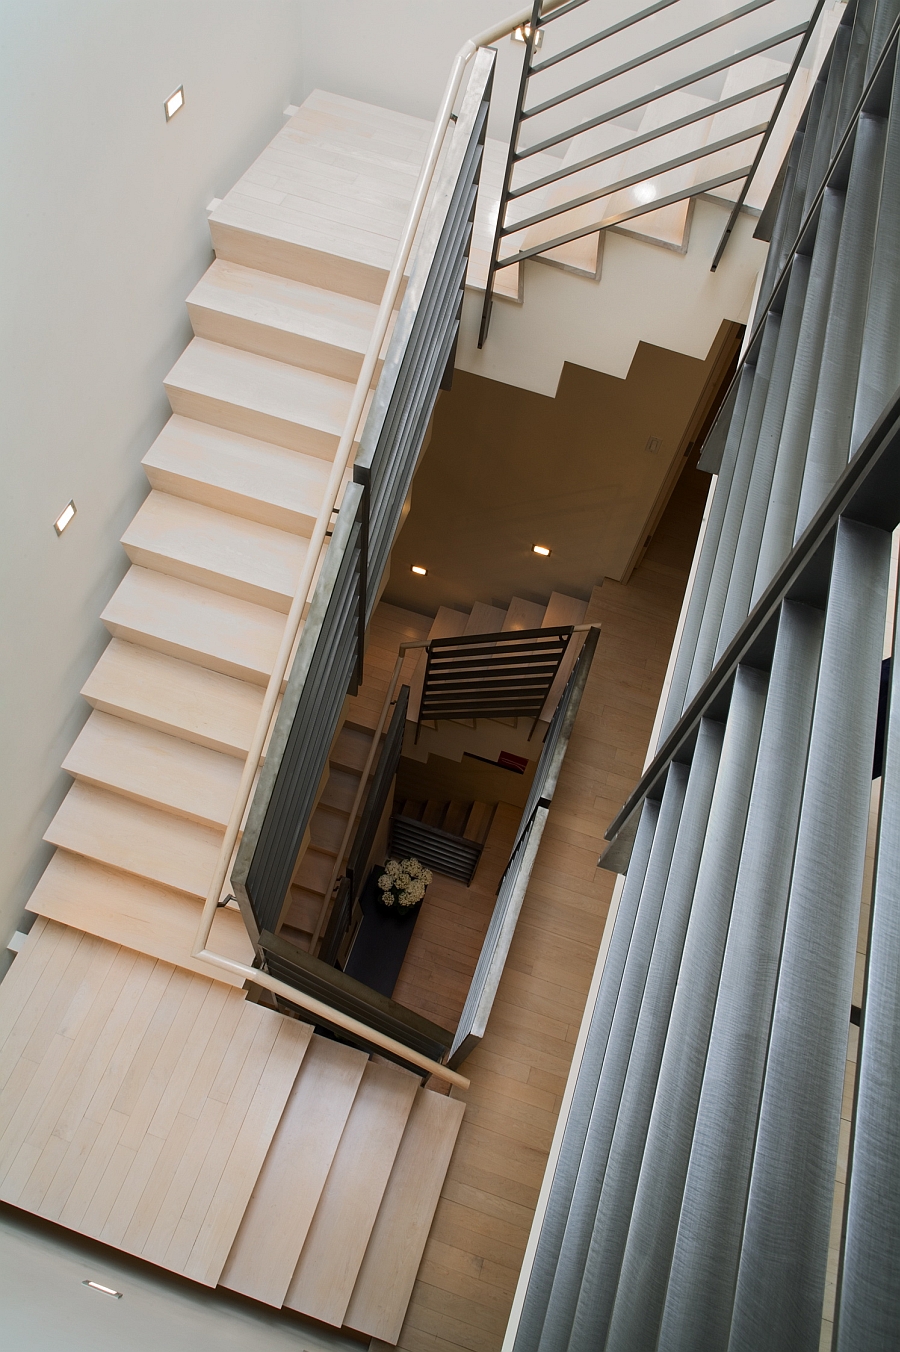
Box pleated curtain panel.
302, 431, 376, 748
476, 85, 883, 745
512, 0, 900, 1348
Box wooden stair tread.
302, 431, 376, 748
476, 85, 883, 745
331, 725, 373, 774
63, 710, 243, 830
283, 888, 321, 939
308, 804, 348, 854
319, 766, 360, 814
220, 1035, 368, 1306
187, 259, 390, 381
82, 640, 265, 758
44, 782, 223, 900
541, 590, 588, 628
26, 852, 253, 985
292, 846, 335, 896
122, 490, 308, 613
102, 566, 285, 686
285, 1059, 419, 1326
343, 1087, 466, 1342
164, 337, 355, 458
143, 415, 329, 534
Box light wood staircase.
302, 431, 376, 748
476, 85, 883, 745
0, 919, 464, 1343
28, 92, 438, 974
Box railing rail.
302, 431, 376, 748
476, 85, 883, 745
479, 0, 826, 345
449, 625, 601, 1068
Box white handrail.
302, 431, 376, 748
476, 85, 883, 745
190, 1, 567, 1088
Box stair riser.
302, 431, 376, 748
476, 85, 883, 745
164, 383, 340, 460
187, 302, 379, 385
101, 619, 274, 688
120, 540, 300, 615
210, 219, 407, 306
142, 460, 319, 535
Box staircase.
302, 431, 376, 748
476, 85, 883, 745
28, 92, 439, 975
0, 918, 464, 1344
406, 589, 588, 764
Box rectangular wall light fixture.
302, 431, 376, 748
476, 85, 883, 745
411, 565, 427, 576
164, 86, 185, 121
532, 544, 551, 556
54, 501, 76, 535
83, 1281, 122, 1299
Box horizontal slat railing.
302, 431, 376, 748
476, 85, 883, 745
449, 626, 600, 1069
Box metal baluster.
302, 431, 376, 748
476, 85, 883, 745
852, 36, 900, 452
564, 721, 726, 1351
685, 320, 781, 705
795, 110, 887, 537
716, 259, 810, 656
657, 600, 825, 1352
512, 801, 659, 1352
658, 367, 754, 741
604, 669, 769, 1352
535, 764, 690, 1352
752, 187, 846, 600
835, 558, 900, 1350
728, 518, 891, 1352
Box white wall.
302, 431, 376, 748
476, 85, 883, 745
0, 1, 305, 959
0, 1203, 359, 1352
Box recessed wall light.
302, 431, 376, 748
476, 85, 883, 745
54, 501, 76, 535
512, 24, 543, 48
532, 544, 551, 557
83, 1281, 122, 1299
633, 181, 657, 205
164, 86, 185, 121
411, 565, 427, 576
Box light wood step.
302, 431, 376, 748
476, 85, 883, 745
164, 337, 354, 458
319, 766, 360, 815
503, 597, 547, 631
541, 591, 588, 628
409, 607, 469, 722
421, 800, 446, 829
285, 1059, 419, 1326
220, 1034, 368, 1306
143, 416, 329, 534
292, 846, 335, 897
464, 602, 507, 635
26, 852, 254, 984
343, 1088, 466, 1342
284, 887, 321, 940
186, 259, 390, 382
63, 710, 243, 830
330, 725, 374, 775
122, 490, 309, 613
442, 800, 471, 836
463, 801, 495, 844
101, 566, 285, 685
82, 640, 264, 758
44, 782, 222, 900
308, 804, 348, 855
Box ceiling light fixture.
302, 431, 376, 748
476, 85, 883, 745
633, 181, 657, 205
83, 1281, 122, 1299
54, 501, 77, 535
532, 544, 551, 557
164, 86, 185, 121
512, 24, 543, 48
411, 565, 427, 576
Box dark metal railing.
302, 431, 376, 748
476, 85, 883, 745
479, 0, 824, 345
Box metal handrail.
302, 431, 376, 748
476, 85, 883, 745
188, 3, 574, 1088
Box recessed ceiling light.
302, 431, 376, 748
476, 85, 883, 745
83, 1281, 122, 1299
633, 181, 657, 205
164, 86, 185, 121
54, 501, 76, 535
411, 565, 427, 576
532, 544, 551, 557
512, 24, 543, 48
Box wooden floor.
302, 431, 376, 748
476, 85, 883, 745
392, 805, 520, 1035
390, 458, 711, 1352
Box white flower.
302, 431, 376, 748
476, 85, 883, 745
377, 873, 392, 890
385, 858, 401, 878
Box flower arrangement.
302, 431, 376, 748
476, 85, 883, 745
377, 856, 432, 911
